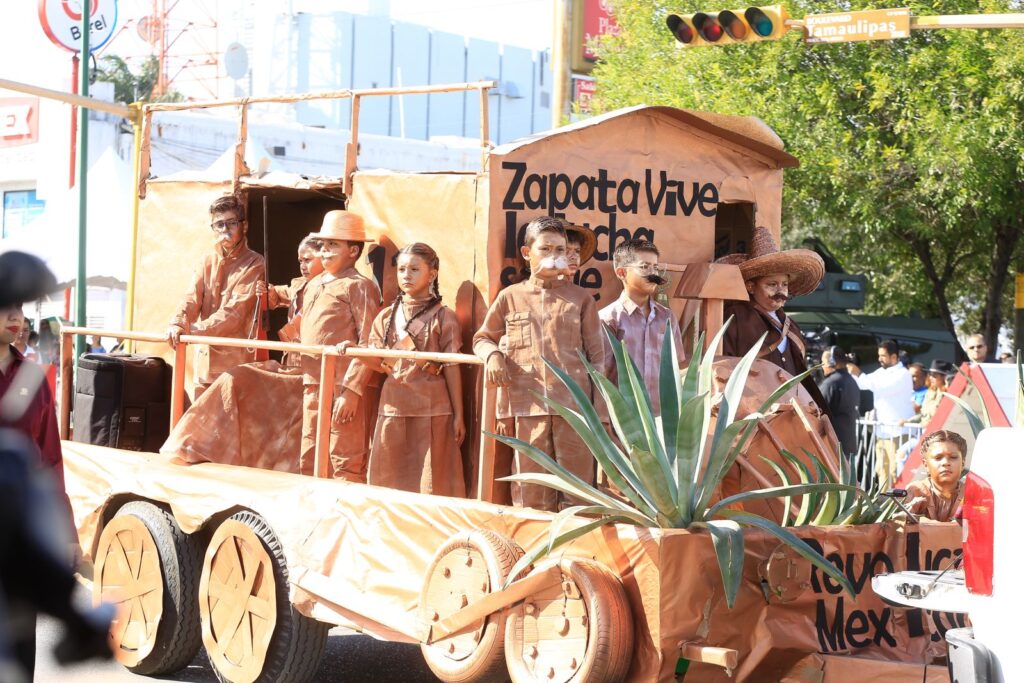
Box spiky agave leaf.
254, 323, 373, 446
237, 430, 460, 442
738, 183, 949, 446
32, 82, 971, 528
659, 325, 684, 466
943, 392, 987, 439
717, 509, 856, 599
779, 450, 817, 526
706, 482, 857, 520
760, 455, 796, 527
702, 519, 744, 608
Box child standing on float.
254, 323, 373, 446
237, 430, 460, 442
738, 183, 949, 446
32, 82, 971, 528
366, 242, 466, 496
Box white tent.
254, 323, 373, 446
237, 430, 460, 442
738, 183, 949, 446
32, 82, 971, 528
0, 146, 133, 285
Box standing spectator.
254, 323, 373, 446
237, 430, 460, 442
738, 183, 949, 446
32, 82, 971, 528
818, 346, 861, 458
25, 331, 39, 363
999, 350, 1014, 363
851, 339, 915, 488
909, 362, 927, 414
964, 334, 990, 364
88, 335, 106, 354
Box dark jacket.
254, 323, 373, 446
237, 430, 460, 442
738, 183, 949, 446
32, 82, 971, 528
819, 368, 861, 457
722, 300, 828, 415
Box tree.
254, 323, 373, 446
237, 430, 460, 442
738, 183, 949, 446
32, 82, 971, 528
94, 55, 184, 104
592, 0, 1024, 356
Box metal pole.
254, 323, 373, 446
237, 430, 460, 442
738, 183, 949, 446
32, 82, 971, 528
1015, 273, 1023, 359
75, 2, 91, 359
69, 55, 79, 189
124, 105, 143, 349
551, 0, 572, 128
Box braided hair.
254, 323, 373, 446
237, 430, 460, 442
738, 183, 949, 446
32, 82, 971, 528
382, 242, 443, 347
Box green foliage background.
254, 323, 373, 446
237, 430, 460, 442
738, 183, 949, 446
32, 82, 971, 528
591, 0, 1024, 351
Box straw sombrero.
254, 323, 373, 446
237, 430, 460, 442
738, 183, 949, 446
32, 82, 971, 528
559, 220, 597, 265
717, 226, 824, 297
309, 210, 372, 242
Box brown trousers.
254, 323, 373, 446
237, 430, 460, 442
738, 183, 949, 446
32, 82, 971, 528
369, 414, 465, 497
500, 415, 594, 512
300, 383, 368, 482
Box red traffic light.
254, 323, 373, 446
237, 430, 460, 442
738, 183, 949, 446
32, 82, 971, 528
666, 14, 695, 43
692, 12, 724, 41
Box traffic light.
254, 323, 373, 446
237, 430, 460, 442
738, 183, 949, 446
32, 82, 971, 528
666, 5, 791, 47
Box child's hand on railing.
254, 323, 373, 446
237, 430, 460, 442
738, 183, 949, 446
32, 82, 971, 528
335, 341, 352, 356
165, 325, 184, 349
485, 352, 510, 387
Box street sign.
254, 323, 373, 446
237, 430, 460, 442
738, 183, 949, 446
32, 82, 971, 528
804, 8, 910, 44
38, 0, 119, 53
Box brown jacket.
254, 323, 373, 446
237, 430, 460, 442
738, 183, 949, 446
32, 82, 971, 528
906, 479, 962, 522
473, 276, 605, 419
171, 244, 265, 384
299, 268, 382, 392
722, 300, 828, 414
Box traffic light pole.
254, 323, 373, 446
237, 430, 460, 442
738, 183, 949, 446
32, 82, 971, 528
783, 12, 1024, 32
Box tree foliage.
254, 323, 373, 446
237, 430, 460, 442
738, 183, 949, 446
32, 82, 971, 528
592, 0, 1024, 352
95, 55, 184, 104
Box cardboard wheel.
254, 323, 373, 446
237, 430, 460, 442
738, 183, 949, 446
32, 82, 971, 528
420, 529, 525, 682
200, 511, 328, 683
504, 558, 633, 683
93, 501, 203, 675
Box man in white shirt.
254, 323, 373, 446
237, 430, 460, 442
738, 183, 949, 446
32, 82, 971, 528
851, 339, 915, 488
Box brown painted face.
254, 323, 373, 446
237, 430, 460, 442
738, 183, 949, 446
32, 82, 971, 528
210, 209, 245, 251
319, 239, 359, 275
924, 440, 964, 490
746, 273, 790, 313
297, 247, 323, 279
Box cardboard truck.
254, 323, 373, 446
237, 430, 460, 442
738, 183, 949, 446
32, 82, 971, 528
41, 82, 962, 682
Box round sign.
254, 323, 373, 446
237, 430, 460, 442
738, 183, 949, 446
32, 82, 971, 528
38, 0, 119, 53
224, 42, 249, 80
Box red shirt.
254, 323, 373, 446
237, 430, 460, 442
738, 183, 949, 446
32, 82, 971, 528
0, 346, 65, 490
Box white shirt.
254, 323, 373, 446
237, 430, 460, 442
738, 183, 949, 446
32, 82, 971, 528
768, 311, 788, 354
856, 364, 915, 438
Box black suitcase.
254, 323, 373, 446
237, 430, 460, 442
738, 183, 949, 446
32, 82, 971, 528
73, 353, 171, 451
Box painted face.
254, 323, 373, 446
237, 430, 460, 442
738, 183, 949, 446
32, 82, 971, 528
924, 440, 964, 489
521, 231, 568, 279
617, 251, 660, 297
747, 273, 790, 313
910, 366, 925, 390
319, 239, 359, 275
0, 305, 24, 346
566, 241, 582, 274
298, 247, 323, 279
396, 253, 436, 298
210, 209, 245, 250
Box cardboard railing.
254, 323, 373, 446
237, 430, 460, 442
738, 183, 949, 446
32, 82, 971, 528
57, 325, 493, 489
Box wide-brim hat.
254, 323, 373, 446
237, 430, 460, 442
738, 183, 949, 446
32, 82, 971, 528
929, 359, 954, 375
309, 210, 372, 242
716, 226, 824, 297
561, 221, 597, 265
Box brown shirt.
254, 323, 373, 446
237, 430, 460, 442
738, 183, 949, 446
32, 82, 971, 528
299, 267, 382, 392
722, 300, 828, 414
370, 301, 461, 417
272, 276, 308, 317
906, 479, 963, 522
473, 275, 605, 419
171, 244, 265, 383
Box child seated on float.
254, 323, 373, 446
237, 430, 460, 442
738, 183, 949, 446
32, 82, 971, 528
266, 235, 323, 366
600, 238, 684, 416
473, 216, 605, 511
366, 242, 466, 496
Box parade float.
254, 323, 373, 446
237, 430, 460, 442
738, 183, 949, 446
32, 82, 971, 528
31, 81, 960, 682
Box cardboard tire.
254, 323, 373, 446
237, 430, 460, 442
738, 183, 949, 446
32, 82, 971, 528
420, 529, 525, 682
93, 501, 203, 675
504, 558, 633, 683
200, 511, 328, 683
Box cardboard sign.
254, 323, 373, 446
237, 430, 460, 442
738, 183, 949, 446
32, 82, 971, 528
804, 8, 911, 44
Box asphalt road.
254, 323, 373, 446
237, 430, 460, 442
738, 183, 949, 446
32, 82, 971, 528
36, 615, 441, 682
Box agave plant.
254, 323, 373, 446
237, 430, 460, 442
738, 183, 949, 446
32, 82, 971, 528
761, 449, 899, 527
491, 320, 857, 607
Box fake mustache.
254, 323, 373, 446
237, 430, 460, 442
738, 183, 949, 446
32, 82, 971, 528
771, 293, 791, 302
644, 274, 668, 286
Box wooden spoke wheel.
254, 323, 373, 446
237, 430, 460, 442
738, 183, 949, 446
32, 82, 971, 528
200, 511, 327, 683
93, 501, 203, 675
505, 558, 633, 683
420, 529, 524, 683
